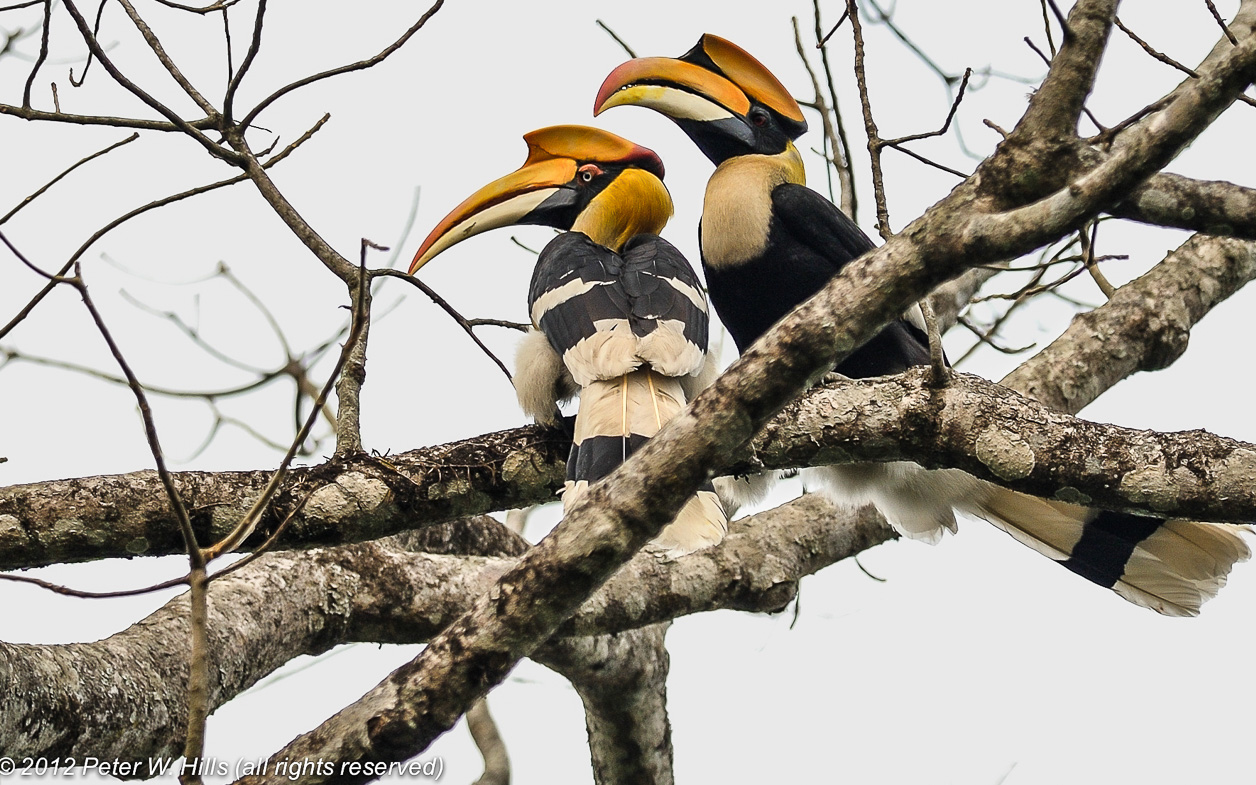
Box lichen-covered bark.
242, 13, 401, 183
0, 426, 567, 570
1114, 173, 1256, 239
0, 487, 887, 764
537, 625, 675, 785
756, 369, 1256, 520
0, 516, 526, 760
1004, 234, 1256, 412
6, 238, 1254, 571
235, 15, 1256, 775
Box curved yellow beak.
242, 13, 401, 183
408, 125, 663, 274
595, 56, 751, 121
408, 157, 574, 274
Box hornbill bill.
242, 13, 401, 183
594, 35, 1248, 614
410, 125, 726, 556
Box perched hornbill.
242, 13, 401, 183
410, 125, 726, 556
594, 35, 1248, 614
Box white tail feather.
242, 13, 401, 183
807, 460, 1249, 616
968, 485, 1250, 617
565, 370, 728, 557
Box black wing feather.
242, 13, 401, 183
770, 183, 931, 377
529, 231, 707, 365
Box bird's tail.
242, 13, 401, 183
564, 369, 727, 557
806, 462, 1249, 615
964, 485, 1251, 617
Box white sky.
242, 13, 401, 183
1, 1, 1254, 783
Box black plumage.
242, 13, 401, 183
530, 233, 707, 362
595, 34, 1250, 614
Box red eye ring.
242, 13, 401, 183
578, 163, 604, 183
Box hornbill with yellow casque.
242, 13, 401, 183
594, 35, 1248, 614
410, 125, 726, 556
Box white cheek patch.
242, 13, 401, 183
607, 85, 735, 123
422, 188, 559, 265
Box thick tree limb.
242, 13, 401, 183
536, 624, 675, 785
1014, 0, 1116, 141
1112, 173, 1256, 239
0, 498, 884, 761
1004, 234, 1256, 412
757, 368, 1256, 521
235, 16, 1256, 773
0, 427, 568, 571
6, 229, 1256, 569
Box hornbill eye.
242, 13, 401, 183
578, 163, 603, 183
749, 107, 770, 127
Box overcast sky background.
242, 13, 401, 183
2, 1, 1254, 783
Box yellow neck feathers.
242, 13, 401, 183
780, 141, 806, 186
572, 168, 674, 251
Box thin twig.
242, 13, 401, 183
466, 317, 528, 331
846, 1, 892, 239
883, 68, 972, 146
816, 8, 850, 47
68, 1, 114, 90
61, 0, 237, 162
0, 114, 329, 342
20, 0, 50, 108
376, 268, 515, 383
1205, 0, 1239, 45
182, 564, 209, 785
223, 0, 265, 123
70, 262, 201, 562
115, 0, 218, 115
238, 0, 443, 131
1080, 221, 1116, 298
1115, 15, 1256, 107
1, 229, 61, 279
202, 262, 369, 559
595, 19, 635, 58
794, 13, 855, 217
954, 314, 1037, 365
919, 299, 949, 386
152, 0, 242, 12
0, 133, 135, 222
1039, 0, 1057, 57
813, 0, 858, 217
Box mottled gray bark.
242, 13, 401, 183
4, 3, 1255, 779
537, 625, 675, 785
234, 10, 1256, 774
0, 517, 526, 761
0, 497, 883, 762
1114, 173, 1256, 239
7, 235, 1253, 571
756, 368, 1256, 520
1004, 234, 1256, 413
0, 426, 566, 571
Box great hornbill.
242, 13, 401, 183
594, 35, 1248, 614
410, 125, 726, 556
